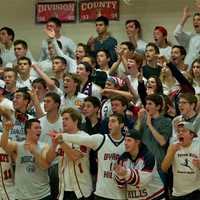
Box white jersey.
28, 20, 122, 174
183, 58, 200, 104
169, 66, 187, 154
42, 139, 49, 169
172, 139, 200, 197
114, 145, 165, 200
58, 131, 93, 200
95, 134, 126, 199
0, 145, 15, 200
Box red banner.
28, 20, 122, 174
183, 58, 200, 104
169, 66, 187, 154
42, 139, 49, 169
35, 1, 76, 23
79, 0, 119, 22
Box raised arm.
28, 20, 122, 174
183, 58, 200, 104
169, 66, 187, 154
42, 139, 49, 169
32, 63, 56, 90
28, 89, 45, 118
1, 121, 17, 157
167, 62, 195, 94
137, 80, 147, 106
109, 45, 123, 75
46, 139, 84, 163
101, 88, 134, 101
0, 106, 13, 121
161, 143, 180, 172
45, 28, 76, 73
55, 133, 104, 151
174, 6, 192, 47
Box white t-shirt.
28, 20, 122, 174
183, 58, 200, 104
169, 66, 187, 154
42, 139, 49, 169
0, 45, 15, 66
60, 92, 87, 111
16, 76, 36, 89
136, 39, 147, 55
159, 46, 172, 60
38, 59, 54, 77
174, 24, 200, 68
39, 115, 63, 145
127, 75, 146, 106
0, 98, 14, 132
172, 139, 200, 196
0, 97, 14, 111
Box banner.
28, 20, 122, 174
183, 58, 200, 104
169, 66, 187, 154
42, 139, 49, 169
35, 1, 76, 23
79, 0, 119, 22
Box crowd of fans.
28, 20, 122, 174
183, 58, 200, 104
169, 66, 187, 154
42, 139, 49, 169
0, 2, 200, 200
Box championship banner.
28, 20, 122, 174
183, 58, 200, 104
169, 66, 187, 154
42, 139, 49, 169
79, 0, 119, 22
35, 1, 76, 23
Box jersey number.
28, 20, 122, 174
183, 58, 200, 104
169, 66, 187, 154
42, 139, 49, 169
110, 162, 113, 171
78, 163, 83, 173
4, 169, 12, 180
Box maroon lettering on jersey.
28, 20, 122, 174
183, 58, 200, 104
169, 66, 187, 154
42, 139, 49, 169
57, 148, 64, 156
0, 153, 9, 162
104, 170, 113, 178
104, 153, 119, 160
80, 145, 87, 153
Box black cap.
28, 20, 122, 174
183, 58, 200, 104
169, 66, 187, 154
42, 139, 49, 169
126, 129, 142, 140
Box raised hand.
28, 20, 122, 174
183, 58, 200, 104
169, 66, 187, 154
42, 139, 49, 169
48, 131, 64, 145
196, 0, 200, 12
28, 88, 38, 100
182, 6, 192, 20
157, 55, 168, 67
146, 112, 152, 127
168, 143, 181, 154
137, 108, 146, 121
3, 120, 13, 131
87, 36, 95, 47
115, 45, 124, 59
192, 159, 200, 169
114, 160, 127, 177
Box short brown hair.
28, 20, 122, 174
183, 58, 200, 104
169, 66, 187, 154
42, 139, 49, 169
179, 93, 198, 108
110, 95, 128, 107
63, 73, 82, 95
4, 68, 17, 79
61, 108, 82, 129
128, 53, 144, 70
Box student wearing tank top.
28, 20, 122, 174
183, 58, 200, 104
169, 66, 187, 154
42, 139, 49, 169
1, 118, 53, 200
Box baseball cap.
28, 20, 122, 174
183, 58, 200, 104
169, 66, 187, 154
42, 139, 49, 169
177, 121, 197, 137
126, 129, 142, 140
154, 26, 168, 36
